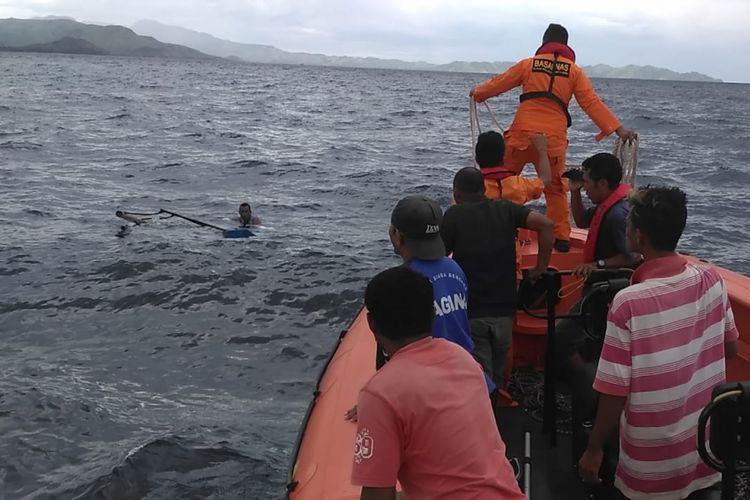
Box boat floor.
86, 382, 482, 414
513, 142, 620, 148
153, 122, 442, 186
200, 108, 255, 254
499, 397, 640, 500
500, 371, 603, 500
501, 371, 750, 500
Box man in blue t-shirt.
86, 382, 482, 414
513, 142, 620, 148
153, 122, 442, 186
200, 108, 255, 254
388, 195, 475, 354
345, 195, 492, 424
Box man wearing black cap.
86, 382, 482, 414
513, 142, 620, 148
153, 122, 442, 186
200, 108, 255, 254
388, 195, 475, 354
345, 195, 492, 424
471, 23, 636, 253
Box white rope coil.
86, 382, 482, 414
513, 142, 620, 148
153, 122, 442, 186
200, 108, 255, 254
469, 96, 480, 165
613, 136, 639, 186
469, 97, 506, 167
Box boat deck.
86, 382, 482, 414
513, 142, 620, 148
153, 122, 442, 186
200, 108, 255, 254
498, 405, 590, 500
500, 370, 750, 500
501, 369, 614, 500
288, 229, 750, 499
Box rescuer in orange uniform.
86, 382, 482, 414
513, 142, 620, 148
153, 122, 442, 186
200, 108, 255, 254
471, 23, 636, 252
475, 130, 560, 206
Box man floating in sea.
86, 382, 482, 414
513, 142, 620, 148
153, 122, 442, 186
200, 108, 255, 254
238, 202, 261, 228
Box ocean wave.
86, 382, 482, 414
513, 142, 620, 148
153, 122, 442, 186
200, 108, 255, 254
67, 436, 272, 500
1, 54, 748, 499
0, 140, 42, 150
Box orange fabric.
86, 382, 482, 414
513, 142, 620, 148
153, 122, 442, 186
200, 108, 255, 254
502, 144, 571, 240
582, 183, 632, 262
473, 54, 622, 153
351, 337, 525, 499
483, 174, 545, 205
289, 309, 377, 500
480, 166, 515, 179
473, 52, 621, 241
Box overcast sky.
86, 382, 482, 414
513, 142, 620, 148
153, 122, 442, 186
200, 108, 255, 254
2, 0, 749, 82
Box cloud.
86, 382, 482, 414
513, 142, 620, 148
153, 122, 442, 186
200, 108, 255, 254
0, 0, 748, 80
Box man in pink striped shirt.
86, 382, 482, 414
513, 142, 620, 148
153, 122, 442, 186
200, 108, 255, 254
578, 186, 739, 499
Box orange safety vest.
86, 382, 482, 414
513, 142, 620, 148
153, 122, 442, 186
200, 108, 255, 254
479, 165, 516, 181
473, 43, 621, 153
519, 43, 577, 127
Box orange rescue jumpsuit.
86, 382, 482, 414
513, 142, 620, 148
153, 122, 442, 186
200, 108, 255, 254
473, 48, 621, 241
483, 174, 545, 206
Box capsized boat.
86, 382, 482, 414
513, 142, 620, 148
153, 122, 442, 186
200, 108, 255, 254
286, 227, 750, 500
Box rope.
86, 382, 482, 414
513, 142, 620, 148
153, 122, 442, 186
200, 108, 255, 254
483, 101, 505, 134
470, 97, 480, 165
558, 277, 585, 299
508, 368, 572, 435
612, 136, 639, 186
469, 97, 506, 167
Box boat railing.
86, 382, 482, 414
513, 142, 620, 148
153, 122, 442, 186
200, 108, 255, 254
697, 381, 750, 500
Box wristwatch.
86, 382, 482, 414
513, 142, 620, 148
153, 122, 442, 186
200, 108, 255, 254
596, 259, 606, 269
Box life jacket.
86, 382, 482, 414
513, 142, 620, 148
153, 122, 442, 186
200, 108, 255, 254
479, 165, 516, 181
480, 166, 516, 200
519, 42, 577, 128
582, 183, 631, 262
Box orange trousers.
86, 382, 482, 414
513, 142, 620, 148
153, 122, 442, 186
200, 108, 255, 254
501, 143, 571, 241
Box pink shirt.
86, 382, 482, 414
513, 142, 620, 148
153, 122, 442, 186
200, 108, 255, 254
594, 256, 739, 500
351, 337, 524, 500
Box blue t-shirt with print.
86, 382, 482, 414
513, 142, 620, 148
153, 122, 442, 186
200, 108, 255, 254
408, 257, 474, 354
408, 258, 496, 392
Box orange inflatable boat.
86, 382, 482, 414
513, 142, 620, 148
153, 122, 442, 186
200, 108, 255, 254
286, 228, 750, 500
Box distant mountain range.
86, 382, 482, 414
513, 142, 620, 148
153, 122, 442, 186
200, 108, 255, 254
0, 18, 211, 59
0, 18, 721, 82
132, 20, 721, 82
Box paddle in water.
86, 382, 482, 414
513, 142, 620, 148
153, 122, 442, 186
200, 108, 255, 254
115, 209, 254, 238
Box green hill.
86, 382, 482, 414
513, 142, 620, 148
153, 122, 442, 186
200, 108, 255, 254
0, 18, 212, 59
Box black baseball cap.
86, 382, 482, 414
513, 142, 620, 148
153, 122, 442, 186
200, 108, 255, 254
390, 195, 445, 260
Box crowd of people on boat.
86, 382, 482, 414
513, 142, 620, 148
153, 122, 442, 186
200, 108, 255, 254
345, 23, 739, 500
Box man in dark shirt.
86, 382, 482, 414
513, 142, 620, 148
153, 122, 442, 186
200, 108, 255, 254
442, 167, 553, 389
558, 152, 640, 472
559, 153, 639, 364
569, 153, 637, 276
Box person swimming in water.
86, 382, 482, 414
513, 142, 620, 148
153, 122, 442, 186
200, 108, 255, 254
238, 203, 261, 228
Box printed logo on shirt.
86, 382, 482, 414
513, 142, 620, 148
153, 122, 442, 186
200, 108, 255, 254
434, 292, 467, 317
532, 58, 571, 77
354, 428, 374, 464
428, 271, 468, 289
